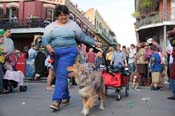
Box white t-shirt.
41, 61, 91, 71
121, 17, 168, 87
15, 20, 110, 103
166, 43, 173, 64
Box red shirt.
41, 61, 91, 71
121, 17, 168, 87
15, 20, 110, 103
87, 51, 96, 63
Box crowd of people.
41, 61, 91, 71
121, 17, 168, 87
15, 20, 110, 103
0, 5, 174, 114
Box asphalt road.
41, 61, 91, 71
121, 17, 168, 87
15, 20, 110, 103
0, 83, 174, 116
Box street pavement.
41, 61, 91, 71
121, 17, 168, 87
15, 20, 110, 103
0, 83, 174, 116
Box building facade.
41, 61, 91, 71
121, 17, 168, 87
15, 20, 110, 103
0, 0, 116, 51
134, 0, 175, 49
85, 8, 117, 45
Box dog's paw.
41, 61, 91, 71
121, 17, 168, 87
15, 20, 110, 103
81, 108, 89, 116
99, 105, 104, 110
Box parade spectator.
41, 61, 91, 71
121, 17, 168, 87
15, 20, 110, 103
122, 45, 129, 64
106, 47, 114, 66
145, 43, 152, 86
86, 48, 96, 66
0, 31, 6, 94
157, 50, 164, 87
27, 15, 32, 27
1, 29, 17, 73
128, 44, 136, 73
166, 41, 173, 81
2, 28, 15, 55
150, 45, 162, 90
34, 50, 47, 80
28, 42, 37, 60
168, 47, 175, 100
45, 55, 55, 91
76, 45, 85, 64
95, 51, 104, 70
23, 46, 29, 59
152, 38, 162, 53
42, 4, 100, 111
111, 43, 127, 67
136, 42, 147, 86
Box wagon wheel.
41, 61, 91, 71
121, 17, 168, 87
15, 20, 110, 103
105, 86, 108, 96
125, 82, 129, 97
8, 81, 13, 93
125, 87, 129, 97
115, 89, 121, 101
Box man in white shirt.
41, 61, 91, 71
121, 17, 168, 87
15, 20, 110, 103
166, 41, 173, 80
2, 28, 15, 55
28, 42, 37, 60
128, 44, 136, 72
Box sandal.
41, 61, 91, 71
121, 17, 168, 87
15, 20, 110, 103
49, 101, 60, 111
46, 86, 54, 91
61, 99, 70, 106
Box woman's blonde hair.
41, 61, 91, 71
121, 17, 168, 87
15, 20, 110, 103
108, 47, 114, 52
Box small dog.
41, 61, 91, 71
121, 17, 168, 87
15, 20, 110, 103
131, 72, 141, 89
67, 63, 105, 116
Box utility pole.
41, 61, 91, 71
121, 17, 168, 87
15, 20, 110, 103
163, 0, 167, 50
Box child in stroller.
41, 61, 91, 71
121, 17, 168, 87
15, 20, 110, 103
3, 53, 27, 93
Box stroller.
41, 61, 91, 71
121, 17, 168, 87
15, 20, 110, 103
3, 53, 27, 93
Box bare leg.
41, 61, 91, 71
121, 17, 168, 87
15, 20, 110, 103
46, 68, 55, 91
99, 89, 105, 110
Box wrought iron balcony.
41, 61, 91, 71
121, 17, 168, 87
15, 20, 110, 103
0, 18, 50, 29
136, 14, 161, 28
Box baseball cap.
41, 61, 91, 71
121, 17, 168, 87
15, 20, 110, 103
146, 38, 152, 44
0, 29, 5, 37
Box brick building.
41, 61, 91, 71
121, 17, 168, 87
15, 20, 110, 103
85, 8, 116, 44
0, 0, 116, 51
134, 0, 175, 49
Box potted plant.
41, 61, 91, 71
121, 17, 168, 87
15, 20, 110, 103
149, 11, 157, 16
140, 0, 152, 9
132, 11, 141, 19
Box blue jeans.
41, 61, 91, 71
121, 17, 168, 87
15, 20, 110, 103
0, 64, 4, 92
128, 63, 136, 72
169, 79, 175, 96
52, 47, 78, 102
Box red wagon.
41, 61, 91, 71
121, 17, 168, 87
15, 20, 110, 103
102, 67, 130, 101
91, 47, 130, 101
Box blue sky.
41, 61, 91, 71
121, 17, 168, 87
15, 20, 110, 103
71, 0, 137, 47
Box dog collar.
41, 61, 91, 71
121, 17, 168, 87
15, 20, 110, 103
79, 86, 85, 89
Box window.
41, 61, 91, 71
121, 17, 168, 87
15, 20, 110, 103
46, 8, 54, 21
0, 8, 3, 18
171, 0, 175, 20
96, 20, 98, 29
99, 23, 102, 30
95, 18, 96, 26
6, 7, 18, 22
6, 7, 18, 18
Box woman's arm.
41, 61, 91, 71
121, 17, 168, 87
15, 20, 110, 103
73, 22, 96, 46
111, 52, 115, 65
42, 24, 54, 54
42, 24, 53, 48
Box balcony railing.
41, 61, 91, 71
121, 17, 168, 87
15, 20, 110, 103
136, 14, 161, 28
136, 12, 175, 28
0, 18, 49, 29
